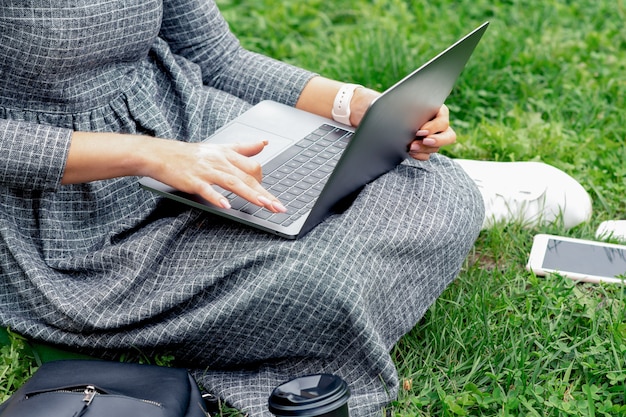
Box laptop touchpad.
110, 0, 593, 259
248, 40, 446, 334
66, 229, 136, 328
204, 122, 293, 165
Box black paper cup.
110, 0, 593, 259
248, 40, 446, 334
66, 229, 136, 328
268, 374, 350, 417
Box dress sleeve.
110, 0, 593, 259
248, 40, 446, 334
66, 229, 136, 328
0, 119, 71, 191
159, 0, 316, 106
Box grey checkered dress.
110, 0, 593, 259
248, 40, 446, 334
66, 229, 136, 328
0, 1, 484, 416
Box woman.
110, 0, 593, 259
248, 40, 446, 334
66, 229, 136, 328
0, 1, 484, 416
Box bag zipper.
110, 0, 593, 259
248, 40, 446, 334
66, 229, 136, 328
82, 385, 97, 405
76, 386, 97, 417
25, 385, 163, 408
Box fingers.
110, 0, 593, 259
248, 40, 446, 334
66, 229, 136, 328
203, 142, 287, 213
418, 105, 451, 139
409, 140, 440, 161
195, 168, 287, 213
409, 105, 456, 160
223, 141, 267, 182
422, 103, 450, 131
155, 140, 287, 213
230, 139, 269, 157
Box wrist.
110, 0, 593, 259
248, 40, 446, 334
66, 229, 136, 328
348, 87, 381, 127
331, 83, 362, 126
135, 136, 173, 180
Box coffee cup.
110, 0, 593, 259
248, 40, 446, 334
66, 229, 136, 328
268, 374, 350, 417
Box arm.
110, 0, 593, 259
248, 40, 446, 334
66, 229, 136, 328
160, 0, 313, 107
159, 0, 455, 159
296, 76, 457, 161
62, 83, 453, 208
62, 132, 286, 212
0, 118, 284, 212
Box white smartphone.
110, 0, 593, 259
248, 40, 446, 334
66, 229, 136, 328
527, 234, 626, 284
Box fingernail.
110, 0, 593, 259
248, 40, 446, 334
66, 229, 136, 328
272, 201, 287, 213
259, 196, 286, 212
423, 138, 437, 146
220, 198, 231, 209
416, 130, 429, 137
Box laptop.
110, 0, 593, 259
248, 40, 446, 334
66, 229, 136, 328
139, 22, 489, 239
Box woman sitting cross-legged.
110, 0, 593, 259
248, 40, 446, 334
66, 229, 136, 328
0, 1, 484, 416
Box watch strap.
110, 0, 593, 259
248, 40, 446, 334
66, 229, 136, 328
331, 83, 362, 126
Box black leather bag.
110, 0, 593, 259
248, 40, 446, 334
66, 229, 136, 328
0, 360, 208, 417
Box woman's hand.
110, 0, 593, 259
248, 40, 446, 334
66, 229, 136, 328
145, 139, 287, 212
349, 88, 456, 161
63, 132, 286, 213
408, 104, 456, 161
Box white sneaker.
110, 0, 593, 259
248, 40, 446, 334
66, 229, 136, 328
454, 159, 593, 230
596, 220, 626, 242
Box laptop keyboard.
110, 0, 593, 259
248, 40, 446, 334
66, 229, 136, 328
225, 124, 353, 227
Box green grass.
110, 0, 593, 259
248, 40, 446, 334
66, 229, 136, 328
215, 1, 626, 415
0, 331, 36, 402
2, 0, 625, 415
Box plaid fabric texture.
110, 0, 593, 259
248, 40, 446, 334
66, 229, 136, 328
0, 1, 484, 416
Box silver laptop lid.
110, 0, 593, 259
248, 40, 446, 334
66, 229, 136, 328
298, 21, 489, 237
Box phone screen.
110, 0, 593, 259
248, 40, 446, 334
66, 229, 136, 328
543, 238, 626, 278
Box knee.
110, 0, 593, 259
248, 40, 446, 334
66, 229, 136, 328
423, 156, 485, 244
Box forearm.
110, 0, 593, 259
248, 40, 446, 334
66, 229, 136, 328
62, 131, 286, 213
61, 131, 157, 184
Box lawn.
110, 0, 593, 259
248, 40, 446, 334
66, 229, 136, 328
2, 0, 625, 415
